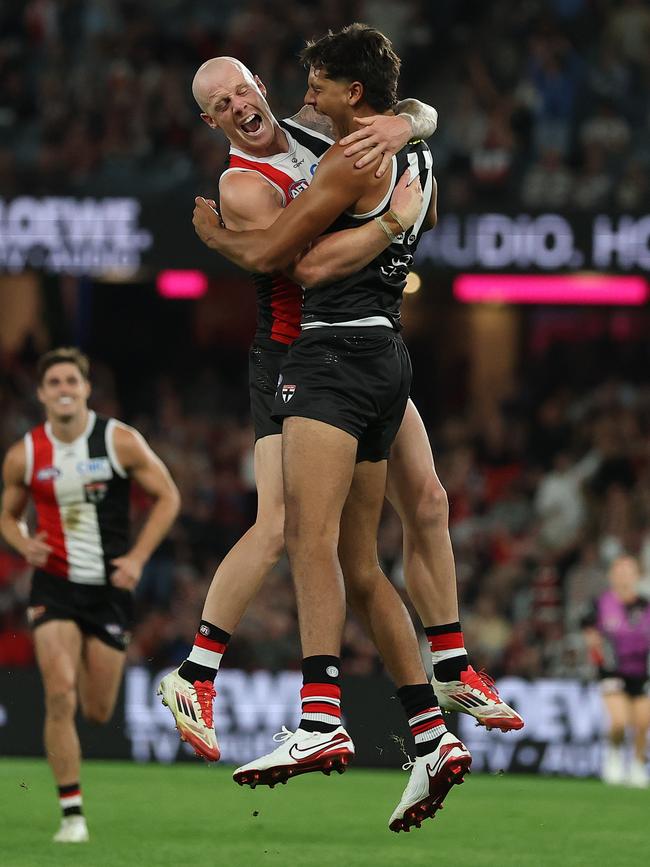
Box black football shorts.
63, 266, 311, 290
272, 326, 412, 462
248, 341, 288, 441
28, 569, 134, 651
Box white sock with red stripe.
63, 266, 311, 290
426, 622, 469, 681
179, 620, 230, 684
58, 783, 83, 817
397, 684, 448, 757
298, 655, 342, 733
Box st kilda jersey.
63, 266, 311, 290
301, 139, 434, 329
24, 411, 130, 585
222, 118, 333, 348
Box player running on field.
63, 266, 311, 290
583, 555, 650, 788
0, 347, 180, 843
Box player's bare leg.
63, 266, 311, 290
387, 400, 523, 732
339, 459, 471, 831
34, 620, 89, 842
282, 417, 355, 655
629, 695, 650, 787
234, 418, 356, 786
602, 691, 629, 784
339, 459, 427, 687
201, 434, 285, 632
159, 434, 285, 760
78, 637, 127, 724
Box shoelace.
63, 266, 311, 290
402, 756, 416, 772
193, 681, 217, 728
466, 666, 500, 699
272, 725, 295, 743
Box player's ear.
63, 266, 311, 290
200, 112, 218, 130
83, 380, 91, 401
36, 385, 45, 406
254, 74, 267, 97
348, 81, 364, 106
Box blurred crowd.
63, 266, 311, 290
2, 330, 650, 682
1, 0, 649, 208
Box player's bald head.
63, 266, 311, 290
192, 57, 256, 111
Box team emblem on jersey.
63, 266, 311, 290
380, 253, 413, 280
288, 179, 309, 199
84, 481, 108, 504
281, 384, 296, 403
76, 457, 113, 481
26, 605, 47, 623
36, 466, 60, 482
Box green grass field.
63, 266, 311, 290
1, 759, 647, 867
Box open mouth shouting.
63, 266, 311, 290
240, 112, 263, 136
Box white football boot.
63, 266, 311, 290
627, 758, 648, 789
432, 666, 524, 732
158, 668, 220, 761
233, 725, 354, 788
53, 815, 89, 843
601, 744, 625, 785
389, 732, 472, 833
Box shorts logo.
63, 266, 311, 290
326, 665, 339, 678
199, 625, 210, 636
26, 605, 47, 624
105, 623, 124, 636
281, 384, 296, 403
84, 481, 108, 504
36, 466, 60, 482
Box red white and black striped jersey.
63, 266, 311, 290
24, 411, 131, 585
222, 118, 332, 348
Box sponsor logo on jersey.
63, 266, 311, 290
84, 481, 108, 504
281, 384, 296, 403
288, 179, 309, 199
76, 457, 113, 481
310, 163, 318, 176
36, 466, 60, 482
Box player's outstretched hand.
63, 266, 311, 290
110, 555, 143, 591
193, 197, 224, 248
390, 172, 423, 230
22, 530, 52, 567
339, 114, 413, 178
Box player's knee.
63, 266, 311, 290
406, 477, 449, 536
254, 512, 285, 561
82, 700, 113, 725
45, 686, 77, 721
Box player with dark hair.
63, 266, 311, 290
186, 24, 478, 831
583, 555, 650, 788
0, 347, 180, 842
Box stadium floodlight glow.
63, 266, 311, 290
404, 271, 422, 294
156, 270, 208, 299
453, 274, 648, 306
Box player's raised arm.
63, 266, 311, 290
294, 99, 438, 178
109, 424, 180, 590
192, 144, 373, 274
0, 441, 53, 566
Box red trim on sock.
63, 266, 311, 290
411, 719, 443, 736
301, 702, 342, 717
194, 633, 227, 654
428, 632, 465, 651
300, 683, 341, 700
60, 789, 81, 799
